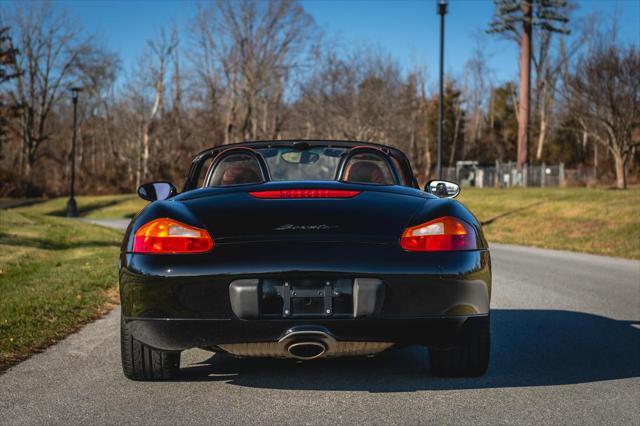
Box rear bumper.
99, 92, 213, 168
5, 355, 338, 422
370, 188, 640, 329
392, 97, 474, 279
124, 315, 487, 352
119, 243, 491, 350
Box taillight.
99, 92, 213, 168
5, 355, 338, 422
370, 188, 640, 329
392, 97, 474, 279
249, 189, 360, 199
133, 218, 213, 254
400, 216, 477, 252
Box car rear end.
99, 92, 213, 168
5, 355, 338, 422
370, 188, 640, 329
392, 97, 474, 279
119, 181, 491, 377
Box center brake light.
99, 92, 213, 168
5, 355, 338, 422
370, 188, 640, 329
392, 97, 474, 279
249, 189, 361, 199
400, 216, 477, 252
133, 218, 213, 254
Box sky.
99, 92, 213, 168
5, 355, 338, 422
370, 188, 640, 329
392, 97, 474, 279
7, 0, 640, 85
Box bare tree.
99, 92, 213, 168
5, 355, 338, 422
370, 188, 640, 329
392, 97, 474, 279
171, 25, 184, 148
564, 31, 639, 189
192, 0, 314, 144
532, 8, 593, 161
124, 29, 178, 188
1, 1, 114, 193
462, 39, 492, 160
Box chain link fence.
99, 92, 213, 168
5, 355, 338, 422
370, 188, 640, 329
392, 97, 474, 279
441, 161, 591, 188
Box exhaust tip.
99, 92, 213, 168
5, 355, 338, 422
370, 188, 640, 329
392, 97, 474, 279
287, 341, 327, 360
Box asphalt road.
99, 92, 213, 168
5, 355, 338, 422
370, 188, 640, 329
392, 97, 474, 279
1, 219, 639, 425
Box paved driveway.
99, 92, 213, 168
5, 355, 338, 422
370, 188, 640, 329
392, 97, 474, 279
1, 220, 638, 424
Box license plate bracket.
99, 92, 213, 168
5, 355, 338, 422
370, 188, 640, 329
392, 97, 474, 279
284, 281, 334, 317
261, 278, 353, 318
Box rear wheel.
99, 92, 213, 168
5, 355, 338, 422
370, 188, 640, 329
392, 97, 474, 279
121, 317, 180, 381
429, 316, 490, 377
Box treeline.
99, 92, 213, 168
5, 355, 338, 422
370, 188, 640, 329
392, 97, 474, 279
0, 0, 638, 196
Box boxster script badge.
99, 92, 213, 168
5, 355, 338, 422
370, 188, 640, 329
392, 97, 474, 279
275, 224, 339, 231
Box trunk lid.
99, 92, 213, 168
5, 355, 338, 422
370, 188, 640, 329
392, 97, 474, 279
179, 182, 426, 244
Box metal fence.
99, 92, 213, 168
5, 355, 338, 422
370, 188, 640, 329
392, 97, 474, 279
441, 161, 579, 188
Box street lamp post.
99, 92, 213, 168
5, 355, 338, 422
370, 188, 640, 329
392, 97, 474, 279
66, 87, 82, 217
436, 0, 447, 179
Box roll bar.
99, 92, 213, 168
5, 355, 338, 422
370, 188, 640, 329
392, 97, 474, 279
334, 146, 401, 185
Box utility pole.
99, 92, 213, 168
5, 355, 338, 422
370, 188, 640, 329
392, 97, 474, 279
516, 0, 532, 171
66, 87, 82, 217
437, 0, 448, 179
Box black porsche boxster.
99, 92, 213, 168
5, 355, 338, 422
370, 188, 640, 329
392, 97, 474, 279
120, 140, 491, 380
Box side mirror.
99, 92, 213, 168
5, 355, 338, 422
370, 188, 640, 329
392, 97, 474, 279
137, 181, 177, 201
425, 180, 460, 198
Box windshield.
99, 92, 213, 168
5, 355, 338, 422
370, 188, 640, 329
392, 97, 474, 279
202, 145, 403, 187
257, 147, 346, 181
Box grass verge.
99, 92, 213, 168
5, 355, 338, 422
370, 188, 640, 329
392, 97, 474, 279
0, 210, 122, 371
459, 187, 640, 259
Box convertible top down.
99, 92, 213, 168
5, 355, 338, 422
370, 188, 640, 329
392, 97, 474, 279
120, 140, 491, 380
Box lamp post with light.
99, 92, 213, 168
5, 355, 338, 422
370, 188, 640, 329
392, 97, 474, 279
66, 87, 82, 217
436, 0, 447, 179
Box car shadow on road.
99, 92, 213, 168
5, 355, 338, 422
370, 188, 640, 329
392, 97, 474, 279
178, 309, 640, 391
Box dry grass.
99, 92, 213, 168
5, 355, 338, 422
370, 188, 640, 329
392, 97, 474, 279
0, 210, 122, 371
459, 187, 640, 259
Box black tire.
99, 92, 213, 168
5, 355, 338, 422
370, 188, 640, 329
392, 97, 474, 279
429, 316, 490, 377
121, 317, 180, 381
